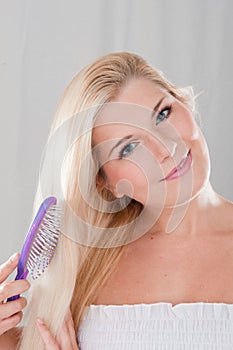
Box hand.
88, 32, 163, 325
0, 253, 30, 336
36, 309, 80, 349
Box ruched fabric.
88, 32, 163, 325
77, 302, 233, 349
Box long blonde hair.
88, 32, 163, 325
19, 52, 196, 349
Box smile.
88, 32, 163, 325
160, 150, 192, 181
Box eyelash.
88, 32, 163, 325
118, 141, 139, 159
154, 105, 172, 126
118, 104, 173, 159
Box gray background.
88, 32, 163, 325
0, 0, 232, 262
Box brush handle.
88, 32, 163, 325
7, 197, 57, 302
7, 269, 29, 301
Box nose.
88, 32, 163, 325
147, 133, 177, 164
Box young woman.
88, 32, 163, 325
1, 52, 233, 349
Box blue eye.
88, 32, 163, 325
119, 142, 139, 159
155, 106, 171, 125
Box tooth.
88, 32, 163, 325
177, 157, 186, 170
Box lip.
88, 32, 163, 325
160, 149, 192, 181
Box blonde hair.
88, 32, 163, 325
19, 51, 196, 349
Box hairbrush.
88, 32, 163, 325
7, 196, 62, 302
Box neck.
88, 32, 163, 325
146, 182, 230, 238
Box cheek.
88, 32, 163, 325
103, 161, 148, 196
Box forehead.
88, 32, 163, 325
112, 78, 167, 106
92, 79, 169, 144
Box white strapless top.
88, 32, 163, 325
77, 302, 233, 349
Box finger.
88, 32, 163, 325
36, 319, 59, 350
56, 310, 79, 350
0, 280, 30, 302
65, 309, 73, 325
0, 253, 19, 284
0, 297, 27, 319
0, 311, 23, 335
68, 320, 79, 349
65, 310, 79, 349
56, 316, 73, 349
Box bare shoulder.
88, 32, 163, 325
0, 327, 22, 350
222, 199, 233, 233
214, 196, 233, 234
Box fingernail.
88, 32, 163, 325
36, 318, 44, 325
10, 253, 19, 263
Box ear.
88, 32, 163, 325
96, 173, 106, 190
111, 182, 124, 198
112, 188, 124, 199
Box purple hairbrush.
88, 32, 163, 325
7, 196, 62, 302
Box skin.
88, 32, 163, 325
93, 78, 210, 216
92, 78, 233, 306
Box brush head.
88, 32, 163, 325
27, 198, 62, 279
18, 197, 62, 280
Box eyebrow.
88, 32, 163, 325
108, 135, 133, 158
150, 97, 165, 119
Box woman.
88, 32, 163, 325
1, 52, 233, 349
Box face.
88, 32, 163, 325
92, 78, 210, 209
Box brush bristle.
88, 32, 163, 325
27, 205, 62, 279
